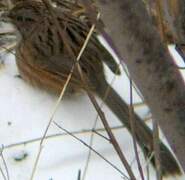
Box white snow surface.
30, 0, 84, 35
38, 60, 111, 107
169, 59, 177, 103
0, 42, 184, 180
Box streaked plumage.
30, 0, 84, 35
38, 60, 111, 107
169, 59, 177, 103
5, 0, 181, 176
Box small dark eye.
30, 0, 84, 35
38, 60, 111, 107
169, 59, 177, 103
16, 16, 23, 21
25, 17, 34, 22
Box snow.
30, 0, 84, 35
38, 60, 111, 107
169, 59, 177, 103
0, 43, 184, 180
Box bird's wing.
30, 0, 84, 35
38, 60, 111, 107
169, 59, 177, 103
53, 1, 121, 75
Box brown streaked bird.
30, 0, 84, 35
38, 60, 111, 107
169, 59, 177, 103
3, 0, 181, 177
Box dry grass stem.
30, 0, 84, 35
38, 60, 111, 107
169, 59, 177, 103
80, 77, 136, 179
3, 114, 152, 150
30, 1, 100, 179
36, 0, 135, 179
0, 166, 6, 180
30, 70, 73, 180
82, 65, 121, 180
129, 80, 145, 180
46, 0, 135, 176
3, 125, 125, 149
152, 119, 162, 180
0, 42, 17, 54
53, 121, 129, 179
0, 146, 9, 180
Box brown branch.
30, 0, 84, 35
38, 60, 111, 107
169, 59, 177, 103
147, 0, 185, 44
96, 0, 185, 172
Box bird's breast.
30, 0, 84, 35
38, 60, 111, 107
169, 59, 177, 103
15, 43, 83, 95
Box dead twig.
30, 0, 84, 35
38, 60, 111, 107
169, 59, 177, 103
30, 0, 100, 179
77, 169, 81, 180
53, 121, 129, 179
3, 126, 124, 149
3, 115, 152, 150
79, 74, 136, 180
82, 65, 121, 180
0, 146, 9, 180
0, 166, 6, 180
152, 118, 162, 180
129, 79, 145, 180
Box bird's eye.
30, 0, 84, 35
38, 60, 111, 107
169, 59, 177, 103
25, 17, 34, 22
15, 16, 34, 23
16, 16, 23, 21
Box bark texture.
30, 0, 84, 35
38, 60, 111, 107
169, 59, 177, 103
147, 0, 185, 43
96, 0, 185, 172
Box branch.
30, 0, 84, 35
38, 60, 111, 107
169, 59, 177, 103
147, 0, 185, 44
96, 0, 185, 172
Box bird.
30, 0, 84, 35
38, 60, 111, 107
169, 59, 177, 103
3, 0, 181, 177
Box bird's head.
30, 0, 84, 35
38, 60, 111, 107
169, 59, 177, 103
1, 1, 45, 37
